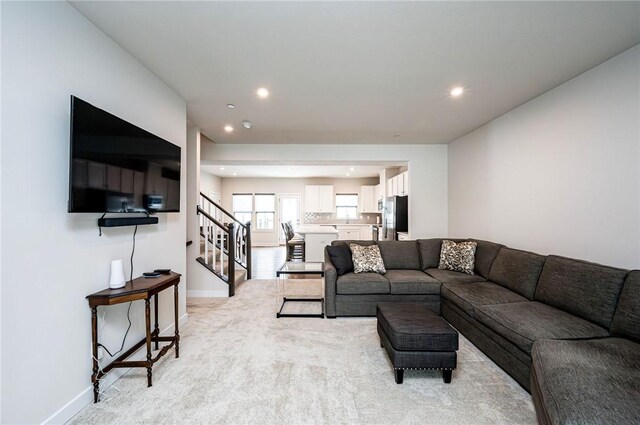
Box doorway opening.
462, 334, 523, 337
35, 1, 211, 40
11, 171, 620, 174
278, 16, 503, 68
278, 193, 301, 245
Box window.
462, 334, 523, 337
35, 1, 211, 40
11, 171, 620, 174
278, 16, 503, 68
255, 193, 275, 230
232, 194, 252, 224
336, 194, 358, 219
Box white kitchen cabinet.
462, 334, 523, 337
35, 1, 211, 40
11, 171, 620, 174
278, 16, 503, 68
336, 225, 361, 240
375, 184, 382, 201
296, 226, 339, 262
305, 185, 334, 213
360, 185, 378, 213
379, 169, 387, 199
388, 176, 399, 197
387, 173, 409, 197
360, 226, 374, 240
305, 185, 319, 212
398, 171, 409, 196
318, 185, 334, 212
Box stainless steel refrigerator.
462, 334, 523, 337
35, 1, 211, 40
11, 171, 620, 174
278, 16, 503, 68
381, 196, 408, 241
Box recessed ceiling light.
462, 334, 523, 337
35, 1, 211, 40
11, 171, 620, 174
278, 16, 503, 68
224, 125, 234, 132
349, 167, 355, 171
226, 104, 235, 109
242, 120, 253, 129
219, 167, 225, 171
232, 172, 237, 176
450, 86, 464, 97
256, 88, 269, 98
346, 173, 351, 177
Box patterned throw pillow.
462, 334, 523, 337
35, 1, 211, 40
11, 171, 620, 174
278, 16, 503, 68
438, 240, 477, 275
350, 244, 386, 274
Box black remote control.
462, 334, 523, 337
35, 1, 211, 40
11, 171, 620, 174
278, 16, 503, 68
154, 269, 171, 274
143, 272, 161, 278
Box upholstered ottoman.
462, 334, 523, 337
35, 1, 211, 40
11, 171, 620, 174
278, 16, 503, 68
377, 303, 458, 384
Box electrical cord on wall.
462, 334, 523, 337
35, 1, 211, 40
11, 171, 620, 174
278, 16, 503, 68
98, 213, 107, 236
130, 225, 137, 284
97, 225, 138, 358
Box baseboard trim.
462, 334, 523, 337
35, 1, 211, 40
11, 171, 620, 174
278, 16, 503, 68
42, 313, 189, 425
187, 289, 228, 298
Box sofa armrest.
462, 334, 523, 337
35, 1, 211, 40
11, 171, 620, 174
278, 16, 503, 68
324, 247, 338, 318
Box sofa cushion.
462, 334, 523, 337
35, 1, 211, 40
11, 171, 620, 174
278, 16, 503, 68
475, 301, 609, 355
326, 244, 353, 276
417, 238, 465, 270
417, 238, 443, 270
377, 241, 421, 270
611, 270, 640, 342
488, 247, 546, 299
531, 337, 640, 425
350, 244, 386, 274
336, 272, 390, 295
385, 270, 441, 295
469, 239, 504, 279
425, 268, 486, 284
441, 281, 528, 317
534, 255, 628, 328
332, 240, 376, 247
377, 303, 458, 351
439, 240, 477, 274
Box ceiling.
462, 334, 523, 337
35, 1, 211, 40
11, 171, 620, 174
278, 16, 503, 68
201, 162, 404, 179
71, 1, 640, 144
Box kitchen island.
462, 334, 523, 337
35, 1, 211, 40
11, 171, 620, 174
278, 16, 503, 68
294, 225, 339, 262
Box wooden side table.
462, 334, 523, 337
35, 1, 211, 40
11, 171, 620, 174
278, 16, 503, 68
86, 272, 181, 402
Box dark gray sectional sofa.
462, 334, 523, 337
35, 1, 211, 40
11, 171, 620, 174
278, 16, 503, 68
323, 238, 640, 425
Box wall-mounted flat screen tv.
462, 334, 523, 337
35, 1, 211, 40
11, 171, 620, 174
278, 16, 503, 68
68, 96, 181, 213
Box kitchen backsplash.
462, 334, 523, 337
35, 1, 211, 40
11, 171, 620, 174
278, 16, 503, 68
304, 212, 380, 225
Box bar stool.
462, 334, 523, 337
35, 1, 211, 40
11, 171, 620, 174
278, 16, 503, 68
283, 222, 305, 261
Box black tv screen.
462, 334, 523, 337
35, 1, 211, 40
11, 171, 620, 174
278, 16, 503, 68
68, 96, 181, 213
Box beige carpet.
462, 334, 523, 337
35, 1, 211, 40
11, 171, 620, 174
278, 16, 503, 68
69, 279, 536, 424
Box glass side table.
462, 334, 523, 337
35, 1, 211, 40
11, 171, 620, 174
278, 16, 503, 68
276, 262, 325, 318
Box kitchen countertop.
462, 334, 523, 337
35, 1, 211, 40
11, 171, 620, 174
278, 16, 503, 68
303, 223, 378, 227
294, 225, 339, 235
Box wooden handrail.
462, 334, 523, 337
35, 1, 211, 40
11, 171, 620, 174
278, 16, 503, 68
196, 206, 229, 233
196, 192, 252, 292
200, 192, 247, 229
227, 223, 236, 297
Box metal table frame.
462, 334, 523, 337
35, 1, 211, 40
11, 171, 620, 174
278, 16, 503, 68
276, 262, 325, 318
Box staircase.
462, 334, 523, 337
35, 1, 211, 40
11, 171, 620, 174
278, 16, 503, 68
196, 192, 252, 296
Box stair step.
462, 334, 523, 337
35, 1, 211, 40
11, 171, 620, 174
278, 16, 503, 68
196, 257, 248, 285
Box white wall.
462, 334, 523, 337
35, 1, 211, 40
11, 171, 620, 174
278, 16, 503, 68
448, 45, 640, 269
220, 176, 379, 245
1, 3, 187, 423
200, 135, 222, 199
202, 143, 449, 239
201, 171, 222, 199
186, 127, 228, 297
0, 3, 3, 420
